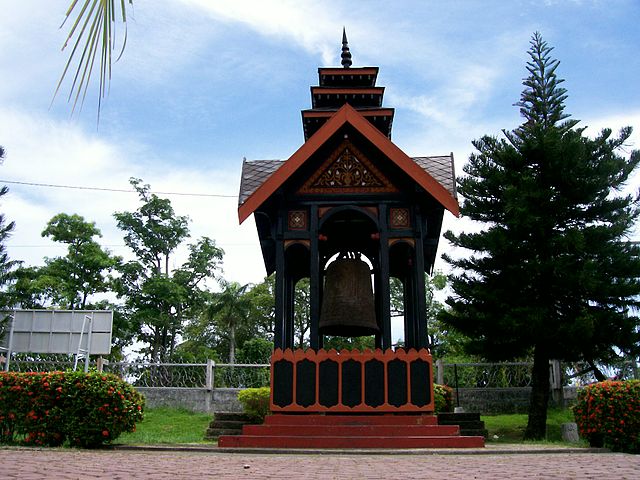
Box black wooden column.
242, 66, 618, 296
284, 274, 295, 349
403, 274, 417, 348
309, 205, 321, 350
378, 204, 392, 349
274, 237, 286, 350
413, 207, 428, 349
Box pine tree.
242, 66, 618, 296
440, 33, 640, 439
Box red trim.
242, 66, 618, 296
319, 67, 379, 76
311, 87, 384, 96
302, 108, 394, 119
238, 103, 459, 224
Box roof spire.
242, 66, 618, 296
341, 27, 352, 68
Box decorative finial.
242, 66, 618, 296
341, 27, 352, 68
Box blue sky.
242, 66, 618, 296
1, 0, 639, 290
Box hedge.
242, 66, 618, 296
0, 371, 145, 448
573, 380, 640, 453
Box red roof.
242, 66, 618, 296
238, 103, 459, 224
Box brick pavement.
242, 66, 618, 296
1, 447, 639, 479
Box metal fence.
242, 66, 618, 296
3, 356, 637, 390
435, 359, 639, 389
2, 357, 270, 389
435, 361, 534, 388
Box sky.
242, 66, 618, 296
1, 0, 639, 295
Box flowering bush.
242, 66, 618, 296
0, 371, 145, 448
434, 384, 453, 413
573, 380, 640, 453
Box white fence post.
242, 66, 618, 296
435, 359, 444, 385
206, 359, 215, 390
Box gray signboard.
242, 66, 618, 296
1, 309, 113, 357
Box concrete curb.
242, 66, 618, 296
107, 443, 610, 456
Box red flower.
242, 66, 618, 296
102, 430, 109, 437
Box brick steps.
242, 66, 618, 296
264, 414, 438, 426
437, 412, 488, 438
219, 434, 484, 449
218, 414, 485, 449
204, 412, 254, 440
243, 424, 460, 437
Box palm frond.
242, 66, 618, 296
54, 0, 132, 121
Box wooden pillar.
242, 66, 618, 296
413, 208, 428, 349
403, 275, 417, 349
378, 204, 391, 349
274, 238, 286, 349
284, 274, 295, 349
309, 205, 321, 350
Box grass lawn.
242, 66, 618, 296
483, 408, 583, 444
117, 407, 213, 445
115, 407, 582, 446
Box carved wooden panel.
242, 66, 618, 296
299, 140, 398, 195
288, 210, 308, 230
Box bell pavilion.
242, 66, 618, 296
220, 31, 484, 449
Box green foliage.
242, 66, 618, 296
441, 32, 640, 440
323, 336, 375, 351
237, 387, 270, 422
573, 380, 640, 453
0, 177, 17, 309
6, 213, 119, 311
237, 338, 273, 364
0, 371, 144, 448
433, 384, 453, 413
114, 178, 224, 362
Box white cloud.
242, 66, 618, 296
0, 107, 265, 285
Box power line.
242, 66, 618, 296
0, 179, 237, 198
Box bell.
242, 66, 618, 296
319, 254, 379, 337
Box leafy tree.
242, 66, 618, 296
237, 337, 274, 364
114, 178, 223, 362
441, 33, 640, 440
0, 146, 17, 309
40, 213, 119, 309
205, 281, 251, 364
390, 272, 454, 357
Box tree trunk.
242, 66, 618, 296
229, 323, 236, 365
524, 344, 550, 440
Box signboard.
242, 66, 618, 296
1, 309, 113, 355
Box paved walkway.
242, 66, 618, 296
2, 446, 639, 479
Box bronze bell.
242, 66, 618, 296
319, 254, 379, 337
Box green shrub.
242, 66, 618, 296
573, 380, 640, 453
237, 387, 270, 422
0, 371, 145, 448
434, 384, 453, 413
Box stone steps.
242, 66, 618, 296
204, 412, 254, 440
218, 414, 485, 449
437, 412, 488, 438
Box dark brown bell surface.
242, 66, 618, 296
319, 256, 379, 337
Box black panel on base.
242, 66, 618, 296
387, 358, 407, 407
341, 359, 362, 407
409, 358, 431, 407
318, 359, 339, 407
272, 359, 293, 407
296, 358, 316, 407
364, 359, 385, 407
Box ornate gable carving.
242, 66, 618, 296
298, 140, 397, 195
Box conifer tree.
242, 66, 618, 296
440, 33, 640, 439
